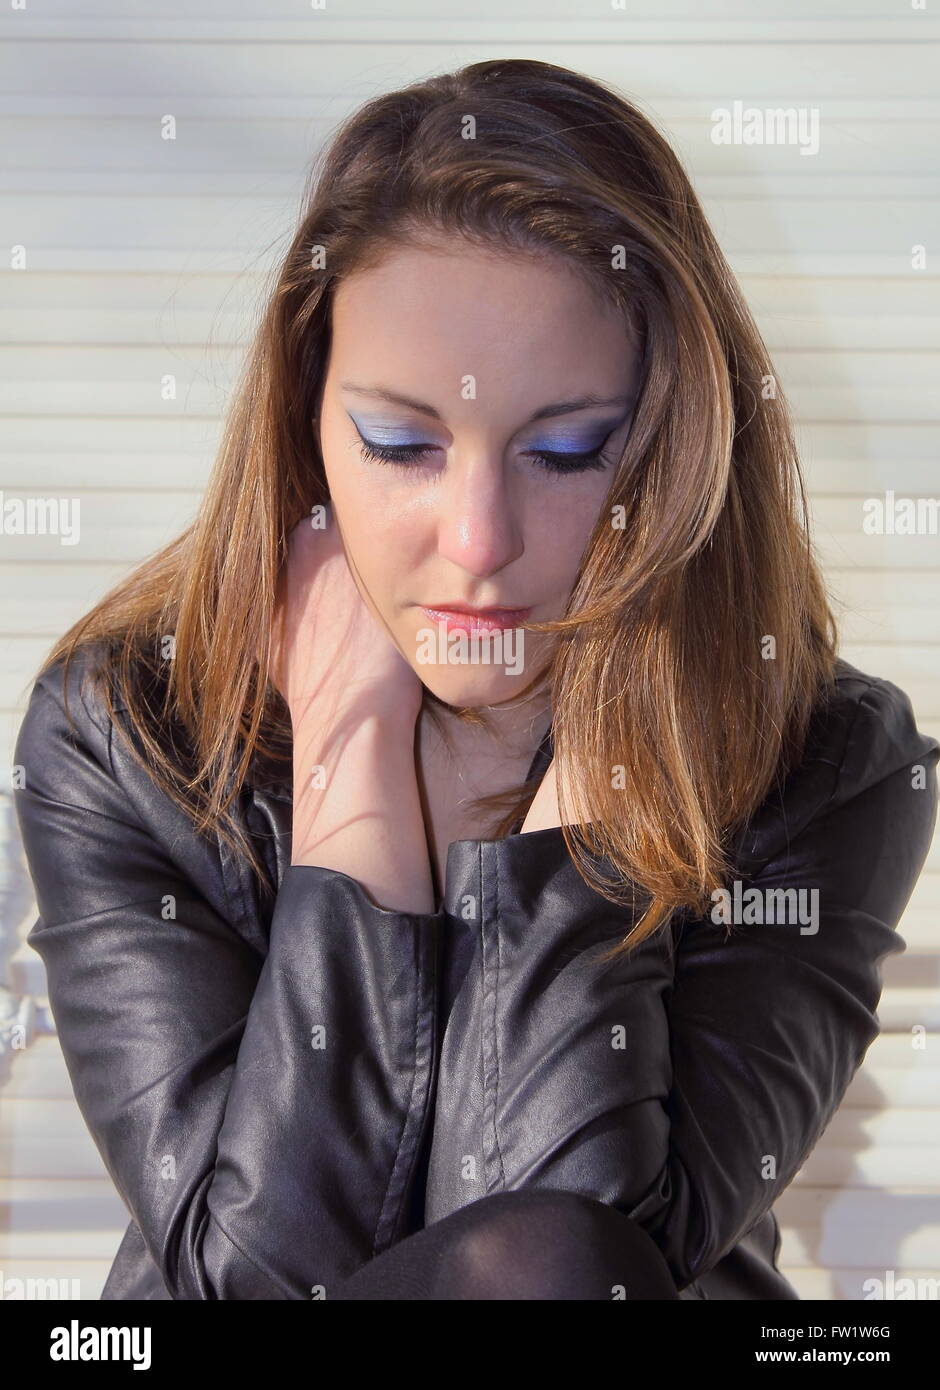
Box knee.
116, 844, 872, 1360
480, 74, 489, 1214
438, 1189, 673, 1300
453, 1188, 613, 1258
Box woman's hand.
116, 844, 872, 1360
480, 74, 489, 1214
270, 505, 434, 911
271, 504, 422, 729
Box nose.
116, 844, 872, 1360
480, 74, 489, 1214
435, 452, 524, 579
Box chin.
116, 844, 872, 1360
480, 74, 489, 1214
415, 667, 533, 709
404, 618, 553, 709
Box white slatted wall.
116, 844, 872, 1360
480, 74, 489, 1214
0, 1, 937, 1301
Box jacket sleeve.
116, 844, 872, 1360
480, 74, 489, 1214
13, 658, 437, 1300
425, 673, 939, 1291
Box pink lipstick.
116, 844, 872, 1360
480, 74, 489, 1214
420, 604, 532, 632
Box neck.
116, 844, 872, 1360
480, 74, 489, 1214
418, 688, 552, 764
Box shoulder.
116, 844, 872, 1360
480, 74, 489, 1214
804, 657, 937, 802
15, 639, 118, 772
734, 657, 939, 874
14, 636, 197, 805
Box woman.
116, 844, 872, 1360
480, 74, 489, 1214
13, 59, 938, 1301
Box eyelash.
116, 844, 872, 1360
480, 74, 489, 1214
355, 438, 613, 475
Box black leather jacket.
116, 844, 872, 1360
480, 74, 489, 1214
12, 647, 939, 1300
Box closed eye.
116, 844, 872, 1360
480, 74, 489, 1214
523, 446, 611, 475
356, 436, 615, 475
357, 439, 436, 467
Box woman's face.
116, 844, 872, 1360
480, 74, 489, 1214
316, 239, 641, 708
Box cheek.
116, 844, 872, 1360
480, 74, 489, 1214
531, 479, 613, 573
328, 486, 423, 608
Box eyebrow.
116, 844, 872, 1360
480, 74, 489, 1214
339, 382, 635, 424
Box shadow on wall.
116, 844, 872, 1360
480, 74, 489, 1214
775, 1039, 938, 1300
0, 791, 55, 1089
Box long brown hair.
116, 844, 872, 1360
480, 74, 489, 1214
35, 58, 838, 955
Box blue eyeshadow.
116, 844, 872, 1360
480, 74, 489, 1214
348, 410, 616, 454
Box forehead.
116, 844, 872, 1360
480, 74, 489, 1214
329, 241, 635, 387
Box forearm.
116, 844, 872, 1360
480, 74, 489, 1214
291, 708, 434, 913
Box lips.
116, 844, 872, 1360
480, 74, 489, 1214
420, 604, 532, 632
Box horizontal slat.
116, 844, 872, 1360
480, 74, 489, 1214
775, 1187, 940, 1267
4, 0, 932, 19
6, 192, 939, 258
0, 1227, 128, 1261
0, 1259, 113, 1300
0, 1118, 110, 1181
920, 722, 940, 753
817, 546, 940, 596
777, 1265, 940, 1300
813, 496, 940, 536
830, 573, 940, 646
838, 607, 940, 646
0, 1176, 128, 1260
842, 1032, 940, 1111
4, 171, 937, 204
798, 423, 940, 461
0, 458, 215, 492
0, 34, 937, 91
0, 345, 244, 386
875, 954, 940, 994
2, 127, 938, 188
829, 646, 940, 716
8, 940, 47, 998
805, 1107, 940, 1147
7, 93, 940, 120
0, 272, 261, 349
793, 1146, 940, 1189
4, 0, 934, 19
2, 2, 940, 43
2, 105, 938, 179
873, 987, 940, 1032
3, 1036, 78, 1099
0, 495, 199, 568
835, 643, 940, 679
907, 871, 940, 908
0, 1174, 125, 1202
0, 415, 223, 454
0, 561, 142, 635
829, 571, 940, 609
889, 909, 936, 956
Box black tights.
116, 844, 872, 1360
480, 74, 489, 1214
331, 1190, 680, 1300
